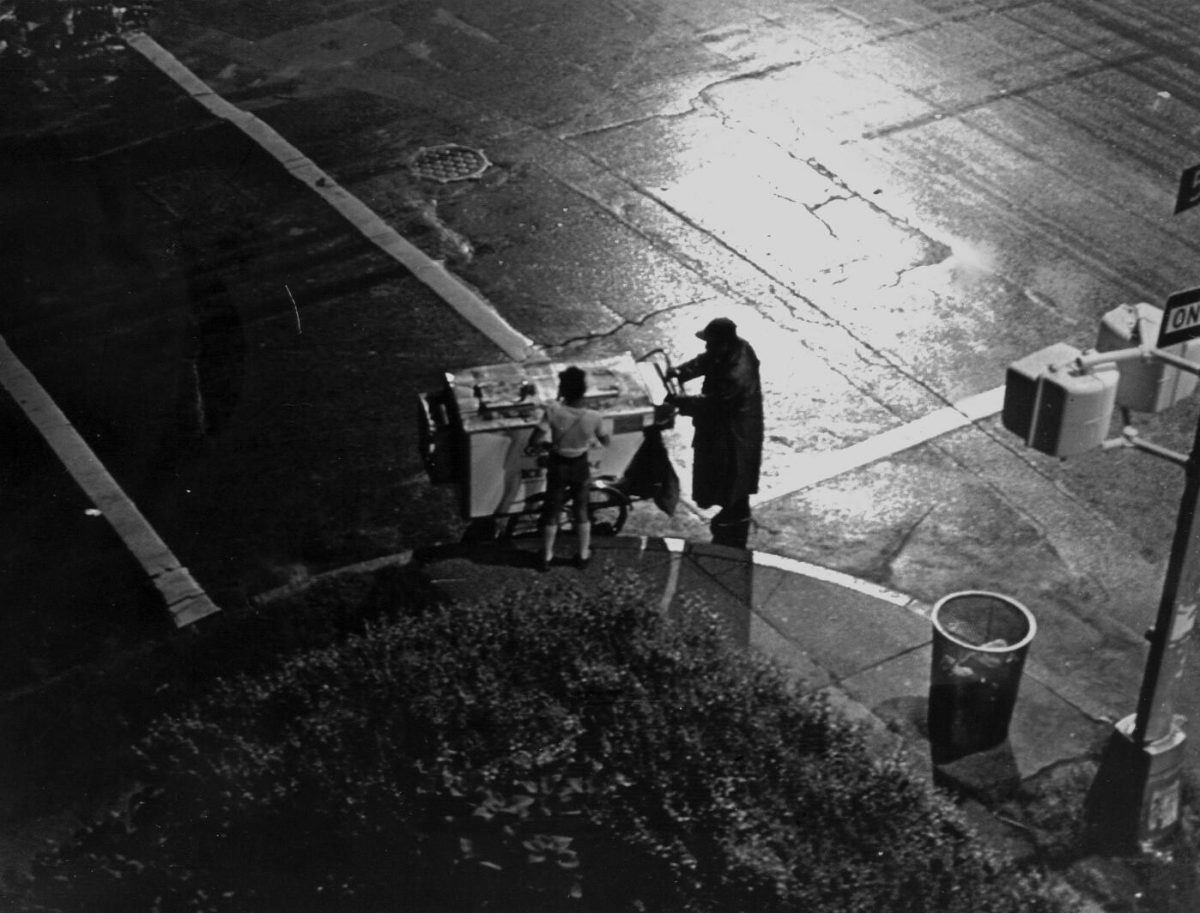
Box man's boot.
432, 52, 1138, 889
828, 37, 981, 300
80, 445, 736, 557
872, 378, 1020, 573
710, 500, 751, 548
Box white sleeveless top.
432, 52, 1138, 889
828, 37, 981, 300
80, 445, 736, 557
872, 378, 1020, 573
538, 402, 604, 458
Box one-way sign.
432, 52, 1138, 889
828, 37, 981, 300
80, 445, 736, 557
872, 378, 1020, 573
1176, 163, 1200, 215
1157, 287, 1200, 348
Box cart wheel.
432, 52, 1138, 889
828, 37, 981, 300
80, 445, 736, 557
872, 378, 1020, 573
585, 483, 629, 536
503, 483, 630, 539
503, 502, 543, 540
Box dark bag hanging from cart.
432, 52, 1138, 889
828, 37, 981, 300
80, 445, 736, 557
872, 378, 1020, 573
621, 426, 680, 516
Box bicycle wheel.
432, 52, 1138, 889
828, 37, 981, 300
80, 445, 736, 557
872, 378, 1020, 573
503, 482, 629, 538
584, 482, 629, 536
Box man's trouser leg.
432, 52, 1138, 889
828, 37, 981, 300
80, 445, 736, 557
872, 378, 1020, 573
710, 495, 751, 548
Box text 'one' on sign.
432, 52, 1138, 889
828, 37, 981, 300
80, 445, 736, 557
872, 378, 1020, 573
1157, 287, 1200, 348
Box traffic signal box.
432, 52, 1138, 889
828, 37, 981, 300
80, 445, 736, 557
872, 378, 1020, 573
1003, 343, 1118, 457
1096, 303, 1200, 413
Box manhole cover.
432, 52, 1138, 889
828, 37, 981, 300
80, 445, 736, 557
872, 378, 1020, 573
408, 144, 491, 183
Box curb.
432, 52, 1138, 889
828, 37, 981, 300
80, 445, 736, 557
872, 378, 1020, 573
260, 536, 1119, 793
248, 537, 1115, 729
250, 551, 415, 608
246, 536, 928, 768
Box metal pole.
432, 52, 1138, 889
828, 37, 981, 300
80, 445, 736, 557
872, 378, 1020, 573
1073, 345, 1200, 377
1150, 347, 1200, 376
1089, 408, 1199, 852
1132, 412, 1200, 746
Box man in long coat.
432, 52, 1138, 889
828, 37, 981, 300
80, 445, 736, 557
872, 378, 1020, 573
667, 317, 763, 548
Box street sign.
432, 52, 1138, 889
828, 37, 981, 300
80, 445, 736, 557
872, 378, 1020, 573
1157, 287, 1200, 348
1175, 163, 1200, 215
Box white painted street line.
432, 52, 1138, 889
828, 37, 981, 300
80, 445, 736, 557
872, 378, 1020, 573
659, 537, 687, 613
0, 335, 220, 627
752, 551, 917, 609
752, 385, 1006, 507
125, 31, 541, 364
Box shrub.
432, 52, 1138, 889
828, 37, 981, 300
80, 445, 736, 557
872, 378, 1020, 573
8, 569, 1076, 913
0, 562, 434, 834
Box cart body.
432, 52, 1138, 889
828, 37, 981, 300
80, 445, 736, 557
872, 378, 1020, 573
418, 352, 661, 520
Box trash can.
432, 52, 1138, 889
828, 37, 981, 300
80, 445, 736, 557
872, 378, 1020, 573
927, 591, 1037, 763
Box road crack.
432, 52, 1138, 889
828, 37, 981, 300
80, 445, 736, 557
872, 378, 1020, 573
877, 504, 937, 581
541, 301, 700, 352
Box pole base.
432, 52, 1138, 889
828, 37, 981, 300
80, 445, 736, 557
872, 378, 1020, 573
1084, 714, 1186, 855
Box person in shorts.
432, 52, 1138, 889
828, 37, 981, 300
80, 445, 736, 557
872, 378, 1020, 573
528, 366, 611, 570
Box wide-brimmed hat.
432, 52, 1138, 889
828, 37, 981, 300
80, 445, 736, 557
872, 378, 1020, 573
696, 317, 737, 341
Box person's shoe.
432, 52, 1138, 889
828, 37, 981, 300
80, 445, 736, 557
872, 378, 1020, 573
575, 554, 591, 570
537, 554, 552, 573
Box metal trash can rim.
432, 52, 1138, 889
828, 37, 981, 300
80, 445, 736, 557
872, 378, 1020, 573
930, 590, 1037, 653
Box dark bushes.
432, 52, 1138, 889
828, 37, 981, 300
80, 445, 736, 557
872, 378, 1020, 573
0, 561, 431, 832
10, 570, 1076, 913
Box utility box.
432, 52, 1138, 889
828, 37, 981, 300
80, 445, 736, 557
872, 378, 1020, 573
1003, 343, 1079, 443
1096, 303, 1200, 413
434, 352, 657, 520
1003, 343, 1118, 457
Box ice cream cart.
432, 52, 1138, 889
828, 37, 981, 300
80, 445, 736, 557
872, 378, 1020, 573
417, 351, 677, 536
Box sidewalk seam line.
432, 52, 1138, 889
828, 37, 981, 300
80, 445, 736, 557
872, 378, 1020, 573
837, 640, 931, 687
750, 604, 821, 667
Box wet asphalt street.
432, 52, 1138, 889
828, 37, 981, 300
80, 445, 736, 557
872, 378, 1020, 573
5, 0, 1200, 775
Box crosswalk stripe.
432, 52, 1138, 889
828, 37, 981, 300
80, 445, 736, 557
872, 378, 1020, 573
0, 336, 220, 627
753, 385, 1006, 506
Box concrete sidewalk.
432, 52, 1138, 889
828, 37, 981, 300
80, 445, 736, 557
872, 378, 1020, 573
415, 535, 1111, 803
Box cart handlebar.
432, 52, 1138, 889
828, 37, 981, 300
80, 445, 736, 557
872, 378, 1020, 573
636, 349, 685, 430
637, 348, 685, 398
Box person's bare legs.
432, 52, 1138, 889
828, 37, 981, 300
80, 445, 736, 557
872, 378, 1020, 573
539, 481, 564, 569
541, 517, 558, 566
575, 495, 591, 564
